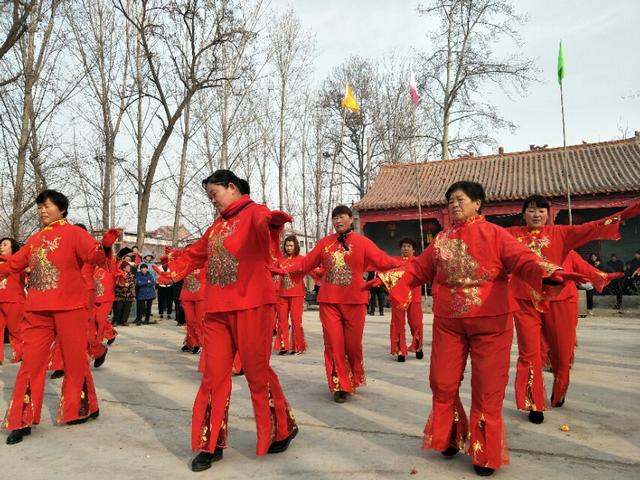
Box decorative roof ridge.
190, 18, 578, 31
379, 135, 640, 170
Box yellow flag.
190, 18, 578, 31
341, 83, 360, 112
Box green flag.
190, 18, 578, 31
557, 41, 565, 84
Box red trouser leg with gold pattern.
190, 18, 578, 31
425, 314, 512, 471
288, 297, 306, 353
407, 302, 424, 353
273, 300, 291, 352
513, 299, 547, 412
3, 309, 99, 429
542, 300, 578, 405
0, 302, 24, 363
390, 305, 408, 356
318, 303, 367, 393
192, 305, 296, 455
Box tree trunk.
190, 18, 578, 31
278, 81, 286, 210
172, 99, 191, 247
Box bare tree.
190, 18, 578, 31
6, 0, 64, 238
266, 7, 314, 210
416, 0, 536, 159
0, 0, 37, 85
66, 0, 134, 229
115, 0, 253, 247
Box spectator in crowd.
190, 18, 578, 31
135, 264, 156, 325
113, 261, 136, 326
606, 254, 625, 309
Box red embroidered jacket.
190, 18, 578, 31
0, 219, 106, 311
0, 270, 26, 304
276, 254, 306, 298
94, 257, 117, 303
180, 267, 206, 302
167, 196, 283, 313
286, 231, 400, 305
506, 216, 622, 301
402, 216, 559, 318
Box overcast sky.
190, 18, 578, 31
272, 0, 640, 156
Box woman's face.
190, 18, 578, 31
207, 183, 241, 212
332, 214, 353, 234
447, 189, 480, 222
37, 199, 64, 226
123, 264, 131, 273
284, 241, 296, 256
0, 239, 13, 256
523, 205, 549, 228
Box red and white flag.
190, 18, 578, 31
409, 70, 420, 106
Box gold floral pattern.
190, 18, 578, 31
28, 236, 61, 291
324, 243, 352, 286
281, 274, 295, 290
433, 234, 490, 316
94, 269, 105, 297
207, 219, 239, 287
525, 366, 538, 411
184, 269, 201, 293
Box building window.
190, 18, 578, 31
299, 240, 305, 247
308, 242, 313, 249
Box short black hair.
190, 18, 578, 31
139, 263, 148, 269
202, 170, 250, 195
331, 205, 353, 218
0, 237, 20, 254
283, 235, 300, 256
521, 195, 550, 215
399, 237, 417, 250
35, 189, 69, 218
444, 181, 486, 213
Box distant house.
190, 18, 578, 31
114, 225, 194, 260
354, 133, 640, 262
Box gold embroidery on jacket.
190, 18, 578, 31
94, 269, 105, 297
434, 234, 489, 315
207, 219, 239, 286
28, 236, 61, 291
324, 242, 352, 286
184, 269, 201, 293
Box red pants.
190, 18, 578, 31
541, 301, 578, 404
3, 309, 99, 429
0, 302, 24, 363
192, 305, 296, 455
95, 301, 116, 343
514, 300, 577, 410
390, 302, 423, 355
318, 303, 367, 393
274, 296, 306, 353
182, 300, 204, 349
424, 314, 512, 470
87, 302, 107, 361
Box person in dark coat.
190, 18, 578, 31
135, 264, 156, 325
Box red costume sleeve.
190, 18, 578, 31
76, 228, 107, 267
559, 214, 623, 254
167, 227, 210, 281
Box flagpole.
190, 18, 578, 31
558, 41, 572, 225
560, 81, 572, 224
411, 105, 425, 251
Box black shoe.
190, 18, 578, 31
550, 395, 565, 408
191, 448, 223, 472
134, 322, 141, 326
66, 409, 100, 426
159, 314, 164, 319
528, 411, 544, 424
268, 427, 299, 454
107, 337, 116, 346
473, 465, 495, 476
191, 346, 200, 354
233, 368, 244, 376
50, 370, 64, 379
94, 349, 108, 368
333, 391, 347, 403
181, 345, 191, 352
6, 427, 31, 445
416, 350, 424, 359
278, 349, 288, 355
441, 446, 459, 457
397, 355, 405, 363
